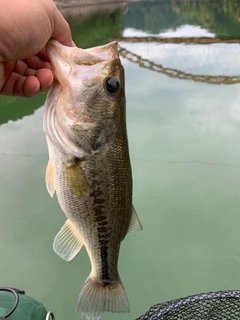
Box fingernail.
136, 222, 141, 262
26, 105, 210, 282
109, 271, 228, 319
34, 83, 40, 92
48, 78, 53, 86
46, 75, 53, 86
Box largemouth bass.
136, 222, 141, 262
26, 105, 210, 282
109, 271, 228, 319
43, 40, 142, 320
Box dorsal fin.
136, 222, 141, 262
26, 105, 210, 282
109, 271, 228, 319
127, 206, 143, 234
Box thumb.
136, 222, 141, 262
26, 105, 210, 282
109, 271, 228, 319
49, 3, 73, 47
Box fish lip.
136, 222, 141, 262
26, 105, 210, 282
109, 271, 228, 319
46, 40, 119, 66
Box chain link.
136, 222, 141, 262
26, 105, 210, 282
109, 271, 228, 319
118, 37, 240, 85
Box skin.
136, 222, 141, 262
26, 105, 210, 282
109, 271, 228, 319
0, 0, 72, 97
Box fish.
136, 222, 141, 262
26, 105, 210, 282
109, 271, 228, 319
43, 40, 143, 320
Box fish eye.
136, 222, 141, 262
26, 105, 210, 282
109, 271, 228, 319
105, 77, 120, 94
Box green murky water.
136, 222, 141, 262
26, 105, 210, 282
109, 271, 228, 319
1, 1, 240, 319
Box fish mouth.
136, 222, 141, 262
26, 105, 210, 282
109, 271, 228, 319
47, 40, 118, 64
46, 40, 119, 87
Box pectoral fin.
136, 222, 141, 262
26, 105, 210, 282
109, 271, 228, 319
127, 206, 143, 233
53, 219, 84, 261
64, 163, 89, 199
45, 160, 55, 197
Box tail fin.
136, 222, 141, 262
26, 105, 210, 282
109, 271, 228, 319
76, 276, 130, 320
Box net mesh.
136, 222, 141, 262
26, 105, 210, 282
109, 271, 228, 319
136, 290, 240, 320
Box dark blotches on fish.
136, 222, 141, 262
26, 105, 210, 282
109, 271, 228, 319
98, 220, 108, 227
90, 188, 103, 198
95, 215, 107, 223
92, 141, 102, 151
94, 199, 105, 204
97, 227, 108, 234
102, 280, 111, 287
100, 243, 110, 281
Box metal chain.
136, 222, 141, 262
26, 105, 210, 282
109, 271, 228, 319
116, 37, 240, 44
118, 39, 240, 85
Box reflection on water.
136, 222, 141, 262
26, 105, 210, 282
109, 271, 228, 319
123, 1, 240, 37
119, 40, 240, 84
55, 0, 123, 19
1, 1, 240, 320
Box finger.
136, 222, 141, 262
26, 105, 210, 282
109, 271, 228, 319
0, 72, 38, 97
12, 57, 52, 77
24, 69, 53, 96
50, 3, 72, 47
35, 68, 53, 92
13, 60, 31, 76
0, 70, 53, 97
24, 55, 52, 70
23, 76, 41, 97
12, 59, 51, 78
52, 19, 72, 47
37, 47, 50, 62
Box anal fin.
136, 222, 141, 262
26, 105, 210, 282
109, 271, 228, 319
53, 219, 84, 261
127, 206, 143, 233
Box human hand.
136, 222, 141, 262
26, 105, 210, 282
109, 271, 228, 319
0, 0, 72, 97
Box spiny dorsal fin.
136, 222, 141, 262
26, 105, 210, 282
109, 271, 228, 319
53, 219, 84, 261
127, 206, 143, 234
45, 160, 55, 197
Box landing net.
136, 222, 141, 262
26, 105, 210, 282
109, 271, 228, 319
136, 290, 240, 320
